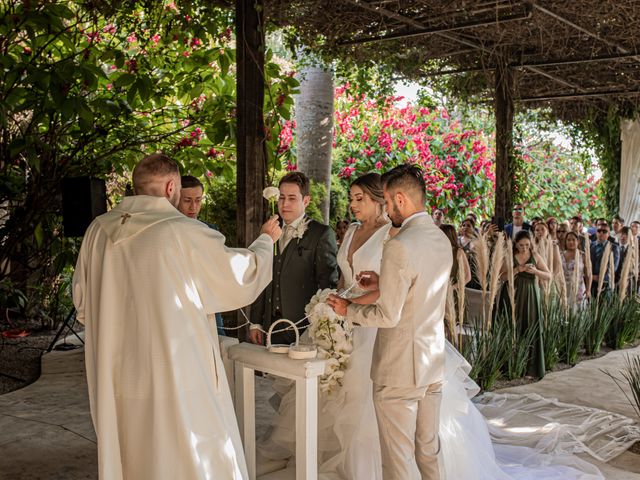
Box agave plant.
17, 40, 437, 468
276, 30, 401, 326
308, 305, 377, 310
462, 317, 511, 391
585, 295, 616, 355
542, 297, 565, 371
505, 319, 539, 380
602, 354, 640, 420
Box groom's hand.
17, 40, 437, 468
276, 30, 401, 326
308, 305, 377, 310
327, 294, 351, 316
356, 271, 379, 291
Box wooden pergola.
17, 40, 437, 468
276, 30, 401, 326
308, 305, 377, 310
234, 0, 640, 246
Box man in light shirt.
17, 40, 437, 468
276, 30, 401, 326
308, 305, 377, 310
504, 203, 531, 239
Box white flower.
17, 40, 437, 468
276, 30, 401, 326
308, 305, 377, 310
292, 217, 311, 240
262, 186, 280, 202
305, 288, 354, 393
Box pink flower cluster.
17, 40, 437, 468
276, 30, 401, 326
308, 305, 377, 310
278, 120, 294, 154
331, 83, 495, 214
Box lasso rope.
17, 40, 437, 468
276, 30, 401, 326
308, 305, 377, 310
218, 283, 357, 333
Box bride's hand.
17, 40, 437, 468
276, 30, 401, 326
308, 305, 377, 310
356, 271, 379, 291
327, 294, 351, 316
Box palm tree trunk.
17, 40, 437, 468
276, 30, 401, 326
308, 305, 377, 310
295, 57, 334, 223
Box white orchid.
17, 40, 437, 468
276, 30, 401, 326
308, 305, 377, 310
306, 288, 354, 393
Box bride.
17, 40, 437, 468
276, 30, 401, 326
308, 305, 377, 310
259, 173, 604, 479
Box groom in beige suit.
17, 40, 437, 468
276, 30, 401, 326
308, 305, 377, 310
329, 164, 452, 479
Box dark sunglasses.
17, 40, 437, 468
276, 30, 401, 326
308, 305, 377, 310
513, 207, 524, 212
597, 229, 609, 233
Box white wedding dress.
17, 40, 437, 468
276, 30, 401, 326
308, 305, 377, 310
259, 223, 632, 479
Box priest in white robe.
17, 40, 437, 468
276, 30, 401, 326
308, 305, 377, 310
72, 153, 281, 480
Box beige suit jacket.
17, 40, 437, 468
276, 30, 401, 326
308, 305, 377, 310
347, 214, 453, 388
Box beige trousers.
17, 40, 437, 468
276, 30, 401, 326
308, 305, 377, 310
373, 382, 442, 480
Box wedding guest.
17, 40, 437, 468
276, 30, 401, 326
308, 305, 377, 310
533, 221, 562, 296
459, 218, 481, 289
432, 208, 445, 227
512, 231, 552, 378
570, 215, 584, 235
589, 218, 616, 244
590, 223, 620, 298
249, 172, 338, 346
562, 232, 590, 307
441, 224, 472, 287
335, 219, 350, 247
530, 216, 543, 230
546, 217, 559, 241
616, 226, 637, 294
568, 215, 588, 250
556, 222, 569, 251
178, 175, 225, 336
504, 203, 531, 240
458, 218, 476, 250
631, 220, 640, 239
73, 153, 279, 480
612, 214, 625, 242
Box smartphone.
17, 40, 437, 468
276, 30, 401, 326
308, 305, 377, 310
491, 216, 505, 232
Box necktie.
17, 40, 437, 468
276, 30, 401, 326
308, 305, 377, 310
595, 242, 604, 258
280, 224, 294, 251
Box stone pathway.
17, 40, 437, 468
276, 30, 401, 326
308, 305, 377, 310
2, 343, 640, 479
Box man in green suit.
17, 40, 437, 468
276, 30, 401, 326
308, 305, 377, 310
248, 172, 338, 346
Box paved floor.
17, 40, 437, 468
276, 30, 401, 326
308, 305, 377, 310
1, 342, 640, 479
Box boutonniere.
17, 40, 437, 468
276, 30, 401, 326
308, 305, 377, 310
292, 218, 311, 242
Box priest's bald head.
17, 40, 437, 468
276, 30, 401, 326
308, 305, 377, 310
132, 153, 181, 207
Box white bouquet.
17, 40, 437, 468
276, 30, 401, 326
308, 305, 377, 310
305, 288, 354, 393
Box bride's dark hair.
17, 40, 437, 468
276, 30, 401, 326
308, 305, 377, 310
351, 173, 384, 205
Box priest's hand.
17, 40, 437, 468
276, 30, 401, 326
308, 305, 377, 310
261, 215, 282, 243
356, 271, 379, 291
247, 327, 264, 345
327, 294, 351, 316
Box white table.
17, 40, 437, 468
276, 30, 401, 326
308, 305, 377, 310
228, 343, 327, 480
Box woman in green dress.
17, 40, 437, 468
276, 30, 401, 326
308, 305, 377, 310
513, 230, 552, 378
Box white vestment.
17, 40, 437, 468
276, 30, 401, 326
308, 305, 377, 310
73, 195, 273, 480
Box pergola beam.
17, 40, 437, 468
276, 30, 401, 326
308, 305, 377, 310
338, 5, 531, 46
520, 89, 640, 102
425, 51, 640, 76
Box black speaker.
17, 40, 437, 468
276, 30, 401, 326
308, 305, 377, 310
61, 177, 107, 237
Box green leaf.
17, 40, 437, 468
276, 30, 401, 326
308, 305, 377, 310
34, 222, 44, 248
115, 73, 136, 88
219, 52, 230, 76
127, 82, 138, 105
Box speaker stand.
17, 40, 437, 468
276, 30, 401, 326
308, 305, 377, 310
47, 307, 84, 352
